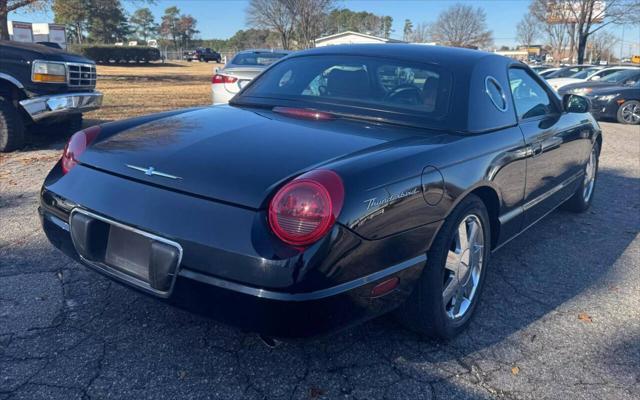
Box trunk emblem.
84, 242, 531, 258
126, 165, 182, 180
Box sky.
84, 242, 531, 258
9, 0, 640, 57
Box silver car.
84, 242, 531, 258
211, 49, 290, 104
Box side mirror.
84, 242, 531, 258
590, 75, 601, 81
563, 94, 590, 113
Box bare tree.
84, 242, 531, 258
531, 0, 639, 64
530, 0, 570, 63
410, 22, 430, 43
0, 0, 49, 40
429, 3, 493, 49
247, 0, 295, 49
283, 0, 335, 49
516, 13, 541, 49
588, 30, 620, 62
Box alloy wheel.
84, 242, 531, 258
583, 147, 597, 202
620, 102, 640, 124
443, 214, 484, 320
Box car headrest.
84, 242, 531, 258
326, 68, 370, 98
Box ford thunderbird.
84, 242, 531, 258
40, 45, 601, 339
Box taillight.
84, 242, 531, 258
61, 125, 101, 174
268, 170, 344, 247
212, 74, 238, 84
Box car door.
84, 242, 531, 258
508, 67, 593, 227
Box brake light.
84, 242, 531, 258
212, 74, 238, 84
272, 107, 335, 120
268, 170, 344, 247
61, 125, 101, 174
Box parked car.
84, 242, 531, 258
40, 44, 601, 339
558, 68, 640, 96
530, 65, 554, 74
547, 66, 637, 91
538, 67, 561, 78
211, 49, 290, 104
542, 64, 596, 79
0, 40, 102, 152
581, 78, 640, 124
184, 47, 221, 63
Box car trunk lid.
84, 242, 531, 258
79, 106, 428, 209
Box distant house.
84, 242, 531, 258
315, 31, 405, 47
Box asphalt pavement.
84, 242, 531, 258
0, 122, 638, 400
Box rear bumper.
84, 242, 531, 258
19, 91, 103, 122
39, 163, 432, 337
40, 207, 425, 337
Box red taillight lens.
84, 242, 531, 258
212, 74, 238, 84
268, 170, 344, 247
61, 125, 101, 174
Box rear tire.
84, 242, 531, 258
616, 100, 640, 125
0, 96, 25, 152
396, 194, 491, 339
562, 141, 600, 212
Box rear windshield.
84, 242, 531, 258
238, 54, 452, 119
231, 52, 288, 66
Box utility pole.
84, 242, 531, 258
619, 25, 625, 60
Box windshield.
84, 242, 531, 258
570, 68, 599, 79
231, 52, 288, 66
238, 54, 452, 120
602, 69, 640, 83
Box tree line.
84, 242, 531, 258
1, 0, 637, 63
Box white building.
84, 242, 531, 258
315, 31, 404, 47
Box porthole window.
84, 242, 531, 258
485, 76, 508, 112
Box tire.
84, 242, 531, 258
562, 141, 600, 212
0, 96, 25, 152
396, 194, 491, 339
616, 100, 640, 125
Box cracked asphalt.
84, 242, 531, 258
1, 122, 638, 400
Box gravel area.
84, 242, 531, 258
0, 121, 638, 400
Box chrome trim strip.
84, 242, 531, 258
179, 254, 427, 302
19, 91, 103, 121
522, 171, 582, 211
68, 208, 183, 298
0, 72, 24, 89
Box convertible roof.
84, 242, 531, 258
294, 43, 508, 70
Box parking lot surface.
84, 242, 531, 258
0, 122, 638, 400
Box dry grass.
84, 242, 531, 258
85, 61, 220, 122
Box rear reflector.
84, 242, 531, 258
212, 74, 238, 84
272, 107, 336, 120
370, 277, 400, 298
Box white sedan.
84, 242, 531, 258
547, 66, 637, 91
211, 49, 290, 105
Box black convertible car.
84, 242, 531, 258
40, 45, 601, 339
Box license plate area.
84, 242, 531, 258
69, 209, 182, 297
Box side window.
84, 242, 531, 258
508, 68, 555, 119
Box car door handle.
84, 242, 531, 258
529, 143, 543, 158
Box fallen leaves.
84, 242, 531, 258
511, 366, 520, 375
578, 312, 593, 323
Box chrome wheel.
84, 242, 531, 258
620, 102, 640, 124
583, 147, 596, 202
443, 214, 484, 320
